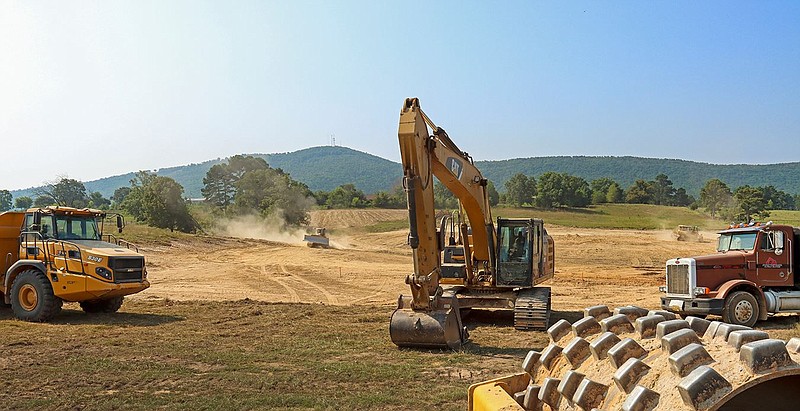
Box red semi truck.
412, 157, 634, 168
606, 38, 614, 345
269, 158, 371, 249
661, 221, 800, 326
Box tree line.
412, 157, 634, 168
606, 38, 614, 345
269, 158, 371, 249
3, 161, 798, 233
501, 172, 691, 208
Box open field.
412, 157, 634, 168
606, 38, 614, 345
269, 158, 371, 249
2, 206, 799, 409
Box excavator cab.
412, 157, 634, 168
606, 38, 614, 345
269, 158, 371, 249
496, 218, 545, 287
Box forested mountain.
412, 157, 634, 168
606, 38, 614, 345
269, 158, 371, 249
477, 156, 800, 197
10, 147, 403, 199
9, 146, 800, 200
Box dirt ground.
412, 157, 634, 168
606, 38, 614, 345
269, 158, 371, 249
136, 210, 718, 313
2, 209, 798, 410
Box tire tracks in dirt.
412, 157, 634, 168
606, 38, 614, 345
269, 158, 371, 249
279, 264, 339, 305
260, 265, 300, 303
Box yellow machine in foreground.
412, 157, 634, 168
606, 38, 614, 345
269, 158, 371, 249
0, 207, 149, 321
467, 303, 800, 411
390, 98, 555, 349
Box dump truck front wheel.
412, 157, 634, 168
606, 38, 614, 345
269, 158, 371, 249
10, 269, 62, 322
80, 296, 124, 314
722, 290, 759, 327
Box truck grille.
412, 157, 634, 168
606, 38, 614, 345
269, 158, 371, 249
666, 264, 690, 295
108, 256, 145, 283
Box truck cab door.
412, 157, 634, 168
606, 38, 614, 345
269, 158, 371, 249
756, 230, 791, 285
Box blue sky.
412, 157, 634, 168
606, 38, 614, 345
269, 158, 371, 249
1, 1, 799, 190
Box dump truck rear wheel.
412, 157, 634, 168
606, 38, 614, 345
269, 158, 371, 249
80, 296, 124, 314
10, 269, 62, 322
722, 291, 758, 327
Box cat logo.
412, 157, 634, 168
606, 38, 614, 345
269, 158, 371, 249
445, 157, 463, 179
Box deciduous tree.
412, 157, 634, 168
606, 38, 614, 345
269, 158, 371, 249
650, 174, 676, 206
700, 179, 732, 218
88, 192, 110, 209
486, 180, 500, 207
625, 180, 653, 204
325, 184, 368, 209
504, 173, 536, 207
606, 182, 624, 203
733, 185, 769, 222
123, 171, 198, 232
37, 177, 88, 207
14, 196, 33, 210
590, 178, 616, 204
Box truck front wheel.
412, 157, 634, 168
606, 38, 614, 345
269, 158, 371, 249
722, 291, 759, 327
10, 269, 63, 322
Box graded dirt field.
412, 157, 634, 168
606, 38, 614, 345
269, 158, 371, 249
1, 209, 798, 410
137, 209, 720, 311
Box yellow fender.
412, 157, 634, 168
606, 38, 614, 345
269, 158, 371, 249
467, 372, 529, 411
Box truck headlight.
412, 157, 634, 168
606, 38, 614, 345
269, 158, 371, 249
658, 286, 667, 293
693, 287, 709, 296
95, 267, 113, 280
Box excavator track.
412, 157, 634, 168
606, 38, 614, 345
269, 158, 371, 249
514, 287, 551, 331
469, 304, 800, 411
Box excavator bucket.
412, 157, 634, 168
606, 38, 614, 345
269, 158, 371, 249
389, 295, 467, 350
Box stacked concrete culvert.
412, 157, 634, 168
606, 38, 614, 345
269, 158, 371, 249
469, 305, 800, 411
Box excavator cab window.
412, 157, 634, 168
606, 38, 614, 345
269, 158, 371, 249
496, 221, 533, 287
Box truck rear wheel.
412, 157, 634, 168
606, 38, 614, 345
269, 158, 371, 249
10, 269, 63, 322
722, 291, 759, 327
80, 296, 124, 314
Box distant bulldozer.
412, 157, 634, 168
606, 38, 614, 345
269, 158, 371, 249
674, 225, 703, 242
303, 227, 330, 248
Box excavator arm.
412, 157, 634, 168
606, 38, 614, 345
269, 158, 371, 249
391, 97, 495, 349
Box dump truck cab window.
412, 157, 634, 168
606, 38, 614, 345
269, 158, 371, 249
760, 230, 785, 252
55, 216, 100, 240
24, 214, 55, 239
718, 232, 757, 252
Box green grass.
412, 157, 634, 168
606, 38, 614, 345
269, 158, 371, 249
0, 300, 536, 410
327, 205, 800, 234
768, 210, 800, 227
115, 221, 192, 245
1, 300, 796, 410
493, 203, 723, 230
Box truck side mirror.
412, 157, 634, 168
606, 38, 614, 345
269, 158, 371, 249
33, 211, 41, 227
116, 215, 124, 233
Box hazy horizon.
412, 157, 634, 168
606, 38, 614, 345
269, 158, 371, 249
2, 1, 798, 190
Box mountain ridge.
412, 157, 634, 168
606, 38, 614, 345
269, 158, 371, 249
9, 146, 800, 200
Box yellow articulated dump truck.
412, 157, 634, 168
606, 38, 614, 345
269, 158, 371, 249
0, 206, 149, 321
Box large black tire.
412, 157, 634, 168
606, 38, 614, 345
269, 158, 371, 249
80, 296, 124, 314
10, 269, 63, 322
722, 291, 759, 327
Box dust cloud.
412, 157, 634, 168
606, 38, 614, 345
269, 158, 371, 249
211, 213, 307, 245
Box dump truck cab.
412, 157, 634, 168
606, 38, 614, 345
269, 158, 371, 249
661, 222, 800, 326
1, 206, 149, 321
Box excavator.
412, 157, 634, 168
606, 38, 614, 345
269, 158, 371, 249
389, 98, 555, 350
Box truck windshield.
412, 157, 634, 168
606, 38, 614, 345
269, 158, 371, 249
55, 216, 100, 240
717, 232, 758, 252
